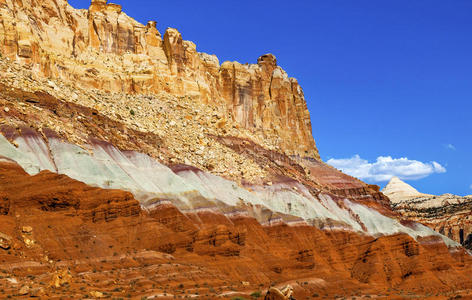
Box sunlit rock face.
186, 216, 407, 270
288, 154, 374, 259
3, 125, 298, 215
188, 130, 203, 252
0, 128, 460, 249
1, 1, 472, 298
384, 177, 472, 250
0, 0, 463, 251
0, 0, 318, 159
1, 160, 472, 298
383, 176, 431, 202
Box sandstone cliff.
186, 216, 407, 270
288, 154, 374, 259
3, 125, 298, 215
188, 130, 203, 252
384, 177, 472, 250
1, 0, 472, 298
0, 53, 470, 297
0, 0, 318, 159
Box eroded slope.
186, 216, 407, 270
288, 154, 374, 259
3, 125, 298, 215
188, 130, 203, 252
0, 161, 472, 299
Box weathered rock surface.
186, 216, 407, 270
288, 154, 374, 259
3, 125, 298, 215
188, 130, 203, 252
0, 0, 471, 298
0, 232, 12, 249
384, 177, 472, 250
0, 122, 457, 248
0, 0, 318, 159
0, 161, 471, 298
264, 285, 294, 300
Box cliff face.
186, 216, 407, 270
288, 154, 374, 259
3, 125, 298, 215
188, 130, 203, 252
0, 49, 470, 299
0, 0, 318, 159
1, 0, 472, 298
384, 177, 472, 250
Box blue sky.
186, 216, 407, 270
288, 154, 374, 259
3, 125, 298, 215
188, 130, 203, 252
69, 0, 472, 196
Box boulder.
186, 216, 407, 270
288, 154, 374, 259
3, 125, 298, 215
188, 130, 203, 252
264, 285, 294, 300
0, 232, 12, 250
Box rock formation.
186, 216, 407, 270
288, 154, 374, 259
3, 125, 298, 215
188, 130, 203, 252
0, 0, 318, 159
0, 0, 471, 298
383, 176, 432, 202
0, 160, 471, 298
264, 285, 294, 300
384, 177, 472, 250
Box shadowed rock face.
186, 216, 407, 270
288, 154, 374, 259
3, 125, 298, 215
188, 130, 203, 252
384, 177, 472, 250
0, 0, 318, 159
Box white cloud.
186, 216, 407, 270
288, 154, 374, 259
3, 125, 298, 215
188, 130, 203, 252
327, 155, 446, 182
445, 144, 456, 151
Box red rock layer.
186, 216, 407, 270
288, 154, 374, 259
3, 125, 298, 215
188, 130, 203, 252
0, 161, 472, 298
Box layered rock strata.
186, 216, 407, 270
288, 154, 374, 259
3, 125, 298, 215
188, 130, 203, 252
384, 177, 472, 250
0, 0, 471, 298
1, 68, 469, 297
0, 0, 318, 159
0, 160, 471, 299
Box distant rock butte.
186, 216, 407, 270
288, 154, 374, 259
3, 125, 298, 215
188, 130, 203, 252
0, 0, 318, 159
383, 177, 472, 250
382, 176, 431, 203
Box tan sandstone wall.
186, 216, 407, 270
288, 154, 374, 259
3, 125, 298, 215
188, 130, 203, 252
0, 0, 319, 159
